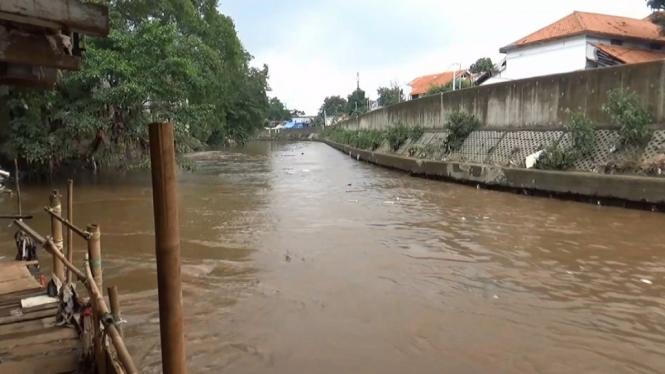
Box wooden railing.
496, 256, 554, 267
13, 182, 138, 374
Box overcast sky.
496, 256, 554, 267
218, 0, 652, 115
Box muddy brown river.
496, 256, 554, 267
1, 141, 665, 373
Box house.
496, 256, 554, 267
483, 11, 665, 85
408, 69, 471, 99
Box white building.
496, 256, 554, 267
483, 11, 665, 85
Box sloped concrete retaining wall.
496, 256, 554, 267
323, 139, 665, 208
405, 129, 665, 172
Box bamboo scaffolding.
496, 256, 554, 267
66, 180, 74, 284
13, 219, 138, 374
14, 159, 21, 216
85, 257, 137, 374
14, 220, 87, 282
0, 214, 33, 220
49, 190, 65, 281
44, 207, 91, 239
108, 286, 123, 338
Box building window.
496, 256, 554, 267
650, 43, 663, 50
610, 39, 623, 46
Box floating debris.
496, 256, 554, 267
302, 169, 310, 172
383, 201, 395, 205
641, 279, 653, 285
348, 200, 358, 203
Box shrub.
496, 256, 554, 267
535, 110, 596, 171
601, 88, 652, 146
408, 125, 425, 141
354, 129, 385, 151
443, 112, 480, 153
564, 109, 596, 157
385, 122, 410, 151
534, 146, 576, 170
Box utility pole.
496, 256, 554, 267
357, 72, 360, 90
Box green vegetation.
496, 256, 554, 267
4, 0, 275, 177
442, 112, 481, 153
601, 88, 652, 146
407, 144, 438, 158
408, 125, 425, 142
321, 122, 426, 152
385, 122, 410, 151
535, 109, 596, 170
376, 82, 405, 107
426, 79, 472, 96
647, 1, 665, 35
469, 57, 495, 74
268, 98, 293, 122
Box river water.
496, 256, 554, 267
1, 141, 664, 373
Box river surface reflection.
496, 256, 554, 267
1, 141, 664, 373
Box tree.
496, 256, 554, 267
647, 1, 665, 35
469, 57, 494, 74
346, 88, 368, 115
426, 78, 472, 95
3, 0, 271, 176
268, 97, 291, 122
377, 81, 404, 107
313, 95, 347, 127
290, 109, 305, 117
318, 96, 347, 117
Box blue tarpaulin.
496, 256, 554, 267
283, 121, 305, 129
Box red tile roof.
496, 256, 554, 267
594, 43, 665, 64
408, 70, 468, 96
501, 11, 665, 52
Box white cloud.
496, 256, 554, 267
220, 0, 652, 114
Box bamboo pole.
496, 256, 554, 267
108, 285, 123, 338
85, 258, 137, 374
44, 207, 90, 239
14, 159, 21, 216
149, 122, 187, 374
13, 219, 88, 282
86, 224, 104, 374
0, 215, 32, 219
49, 190, 65, 281
66, 180, 73, 284
86, 224, 102, 291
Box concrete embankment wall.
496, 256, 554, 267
324, 140, 665, 209
337, 60, 665, 131
253, 128, 320, 141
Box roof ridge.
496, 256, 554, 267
572, 11, 587, 30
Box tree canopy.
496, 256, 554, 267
268, 97, 292, 122
346, 88, 368, 116
469, 58, 494, 74
377, 82, 404, 107
647, 1, 665, 35
4, 0, 272, 176
426, 78, 472, 95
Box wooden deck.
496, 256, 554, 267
0, 260, 81, 374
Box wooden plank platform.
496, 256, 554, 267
0, 261, 82, 374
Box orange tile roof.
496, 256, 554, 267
594, 43, 665, 64
501, 11, 665, 52
408, 70, 468, 96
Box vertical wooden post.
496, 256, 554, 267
66, 180, 74, 284
87, 224, 104, 374
108, 285, 123, 338
87, 224, 102, 291
14, 159, 21, 216
49, 190, 65, 281
149, 122, 187, 374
